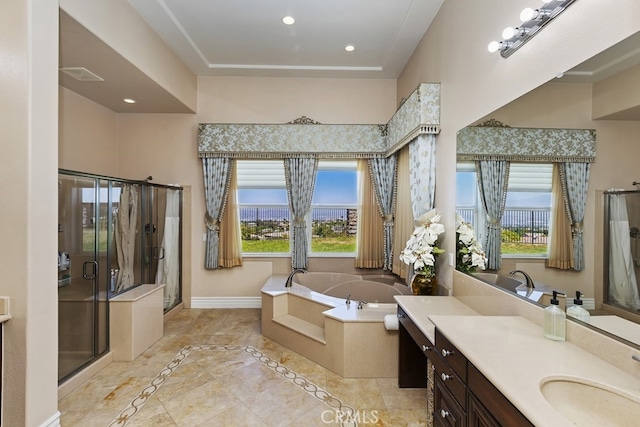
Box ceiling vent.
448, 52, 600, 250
59, 67, 104, 82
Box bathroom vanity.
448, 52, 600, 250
397, 299, 531, 426
396, 288, 640, 427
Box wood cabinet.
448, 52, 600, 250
397, 306, 533, 427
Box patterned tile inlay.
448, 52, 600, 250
108, 345, 357, 426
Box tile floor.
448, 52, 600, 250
58, 309, 428, 426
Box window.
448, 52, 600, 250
236, 159, 358, 255
310, 161, 357, 255
456, 162, 552, 257
237, 160, 290, 254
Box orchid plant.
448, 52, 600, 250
400, 209, 445, 278
455, 214, 487, 273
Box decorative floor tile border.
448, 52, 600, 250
108, 345, 357, 426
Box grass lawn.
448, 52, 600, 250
501, 242, 547, 255
242, 236, 356, 253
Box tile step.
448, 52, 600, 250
272, 314, 326, 344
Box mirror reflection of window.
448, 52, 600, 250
456, 162, 552, 258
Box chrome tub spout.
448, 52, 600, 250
509, 270, 535, 289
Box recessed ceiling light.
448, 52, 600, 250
345, 44, 356, 52
282, 16, 295, 25
123, 98, 136, 104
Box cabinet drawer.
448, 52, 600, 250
434, 377, 466, 427
436, 329, 467, 382
398, 307, 434, 354
468, 363, 534, 427
431, 350, 466, 409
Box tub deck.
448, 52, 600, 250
261, 275, 399, 378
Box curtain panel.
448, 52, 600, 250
368, 155, 398, 270
218, 160, 243, 268
409, 134, 436, 218
355, 160, 384, 268
476, 160, 510, 270
546, 164, 574, 270
284, 157, 318, 269
202, 158, 233, 269
560, 162, 590, 271
391, 147, 413, 279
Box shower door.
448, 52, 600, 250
57, 175, 109, 381
142, 186, 182, 311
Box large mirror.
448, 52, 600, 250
456, 31, 640, 349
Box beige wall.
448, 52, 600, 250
397, 0, 640, 291
59, 86, 119, 175
116, 76, 396, 299
1, 0, 59, 425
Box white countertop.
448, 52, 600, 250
394, 296, 480, 343
429, 315, 640, 427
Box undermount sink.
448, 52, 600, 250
540, 376, 640, 426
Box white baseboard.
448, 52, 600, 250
40, 411, 61, 427
191, 297, 262, 309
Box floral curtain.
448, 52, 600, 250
476, 160, 510, 270
115, 184, 138, 292
368, 155, 398, 270
284, 157, 318, 269
202, 158, 233, 269
409, 134, 436, 217
559, 162, 590, 271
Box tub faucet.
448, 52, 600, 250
357, 300, 367, 309
509, 270, 535, 289
285, 268, 307, 288
346, 294, 351, 305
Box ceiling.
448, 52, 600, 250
59, 2, 640, 115
126, 0, 443, 78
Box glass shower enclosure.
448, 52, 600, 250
604, 189, 640, 312
58, 170, 182, 383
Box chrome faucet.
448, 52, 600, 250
509, 270, 535, 289
285, 268, 307, 288
357, 300, 368, 309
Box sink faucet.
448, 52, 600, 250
285, 268, 307, 288
509, 270, 535, 289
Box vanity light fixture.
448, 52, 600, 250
282, 16, 295, 25
488, 0, 579, 58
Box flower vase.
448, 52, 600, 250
411, 273, 438, 296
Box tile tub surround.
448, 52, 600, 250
428, 315, 640, 427
58, 309, 429, 426
261, 275, 400, 378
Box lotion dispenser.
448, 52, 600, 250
543, 290, 566, 341
567, 291, 590, 323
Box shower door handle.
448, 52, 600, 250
153, 246, 165, 260
83, 261, 98, 280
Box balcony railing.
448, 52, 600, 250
456, 207, 549, 248
239, 204, 357, 253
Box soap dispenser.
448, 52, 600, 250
567, 291, 591, 323
543, 290, 566, 341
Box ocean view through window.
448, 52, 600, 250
237, 160, 358, 254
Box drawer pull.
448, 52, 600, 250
440, 409, 450, 418
422, 345, 431, 352
441, 349, 454, 357
441, 373, 452, 381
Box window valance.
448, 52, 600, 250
456, 126, 596, 162
197, 83, 441, 159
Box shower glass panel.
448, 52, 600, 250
58, 170, 183, 383
58, 175, 105, 381
604, 190, 640, 312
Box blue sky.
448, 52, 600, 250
238, 170, 357, 205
